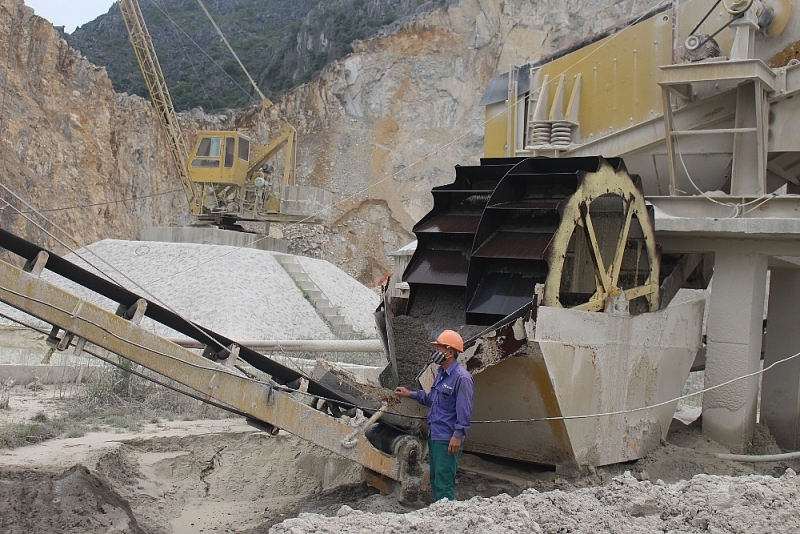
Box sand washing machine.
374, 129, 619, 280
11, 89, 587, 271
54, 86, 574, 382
373, 156, 706, 470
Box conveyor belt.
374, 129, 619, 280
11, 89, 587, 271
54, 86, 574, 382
0, 228, 351, 407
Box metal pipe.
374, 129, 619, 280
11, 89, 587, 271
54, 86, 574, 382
715, 451, 800, 462
670, 128, 758, 136
362, 404, 388, 432
168, 338, 384, 352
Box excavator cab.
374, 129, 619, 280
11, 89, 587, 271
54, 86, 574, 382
184, 126, 331, 224
188, 131, 252, 187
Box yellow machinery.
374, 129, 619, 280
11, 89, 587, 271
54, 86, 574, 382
118, 0, 331, 227
378, 0, 800, 468
481, 0, 797, 196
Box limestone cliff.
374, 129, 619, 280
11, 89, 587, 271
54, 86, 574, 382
258, 0, 663, 283
2, 0, 661, 283
0, 0, 187, 259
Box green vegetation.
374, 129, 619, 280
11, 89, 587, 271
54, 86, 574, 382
0, 410, 84, 449
66, 0, 421, 111
330, 4, 398, 57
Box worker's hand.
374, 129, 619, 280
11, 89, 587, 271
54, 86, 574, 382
394, 386, 411, 398
448, 436, 462, 455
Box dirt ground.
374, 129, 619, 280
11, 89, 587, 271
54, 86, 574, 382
0, 385, 365, 533
1, 383, 799, 533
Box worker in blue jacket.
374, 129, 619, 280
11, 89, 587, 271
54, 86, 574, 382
395, 329, 474, 502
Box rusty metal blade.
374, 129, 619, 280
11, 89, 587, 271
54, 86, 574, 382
466, 272, 540, 317
472, 232, 553, 260
415, 214, 481, 234
403, 249, 469, 286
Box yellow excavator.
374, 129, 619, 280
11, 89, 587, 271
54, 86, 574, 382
118, 0, 331, 228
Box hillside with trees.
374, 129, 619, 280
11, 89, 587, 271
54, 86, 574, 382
65, 0, 441, 111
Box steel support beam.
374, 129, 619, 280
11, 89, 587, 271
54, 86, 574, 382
702, 251, 767, 452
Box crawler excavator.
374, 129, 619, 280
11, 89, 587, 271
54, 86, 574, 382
118, 0, 331, 229
0, 0, 798, 501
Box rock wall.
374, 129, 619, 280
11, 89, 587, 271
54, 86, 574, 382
3, 0, 661, 282
261, 0, 662, 283
0, 0, 187, 258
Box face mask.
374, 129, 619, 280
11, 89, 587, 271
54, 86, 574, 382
429, 349, 447, 365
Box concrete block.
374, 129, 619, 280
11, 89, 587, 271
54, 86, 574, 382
704, 341, 761, 408
141, 227, 288, 253
335, 327, 354, 338
329, 317, 347, 327
703, 402, 759, 453
762, 268, 800, 449
703, 340, 760, 451
701, 252, 766, 451
705, 252, 767, 346
280, 186, 333, 221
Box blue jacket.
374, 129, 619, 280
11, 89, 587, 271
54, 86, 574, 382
410, 360, 474, 441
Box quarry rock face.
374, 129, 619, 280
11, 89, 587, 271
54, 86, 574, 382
0, 0, 190, 255
2, 0, 658, 282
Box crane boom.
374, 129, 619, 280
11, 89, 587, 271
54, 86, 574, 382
118, 0, 201, 215
118, 0, 332, 227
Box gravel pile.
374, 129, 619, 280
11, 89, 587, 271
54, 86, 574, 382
2, 239, 379, 341
272, 470, 800, 533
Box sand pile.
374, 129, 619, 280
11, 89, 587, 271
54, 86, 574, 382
2, 384, 800, 534
0, 465, 144, 534
0, 419, 366, 533
0, 240, 379, 341
272, 470, 800, 533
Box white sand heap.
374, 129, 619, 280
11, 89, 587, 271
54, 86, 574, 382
2, 240, 379, 341
272, 470, 800, 533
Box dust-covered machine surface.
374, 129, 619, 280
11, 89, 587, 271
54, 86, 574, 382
372, 0, 800, 470
374, 155, 705, 469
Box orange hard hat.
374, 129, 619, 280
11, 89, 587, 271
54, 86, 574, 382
431, 329, 464, 353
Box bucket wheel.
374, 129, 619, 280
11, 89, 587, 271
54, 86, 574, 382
543, 159, 660, 313
387, 156, 662, 386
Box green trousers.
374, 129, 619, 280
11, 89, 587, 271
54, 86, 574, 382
428, 439, 463, 502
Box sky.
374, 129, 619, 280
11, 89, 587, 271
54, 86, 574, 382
25, 1, 116, 33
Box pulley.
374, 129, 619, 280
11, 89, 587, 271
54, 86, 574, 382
682, 32, 721, 62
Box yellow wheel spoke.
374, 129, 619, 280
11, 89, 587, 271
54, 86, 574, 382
541, 158, 660, 312
580, 203, 612, 292
609, 198, 634, 288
